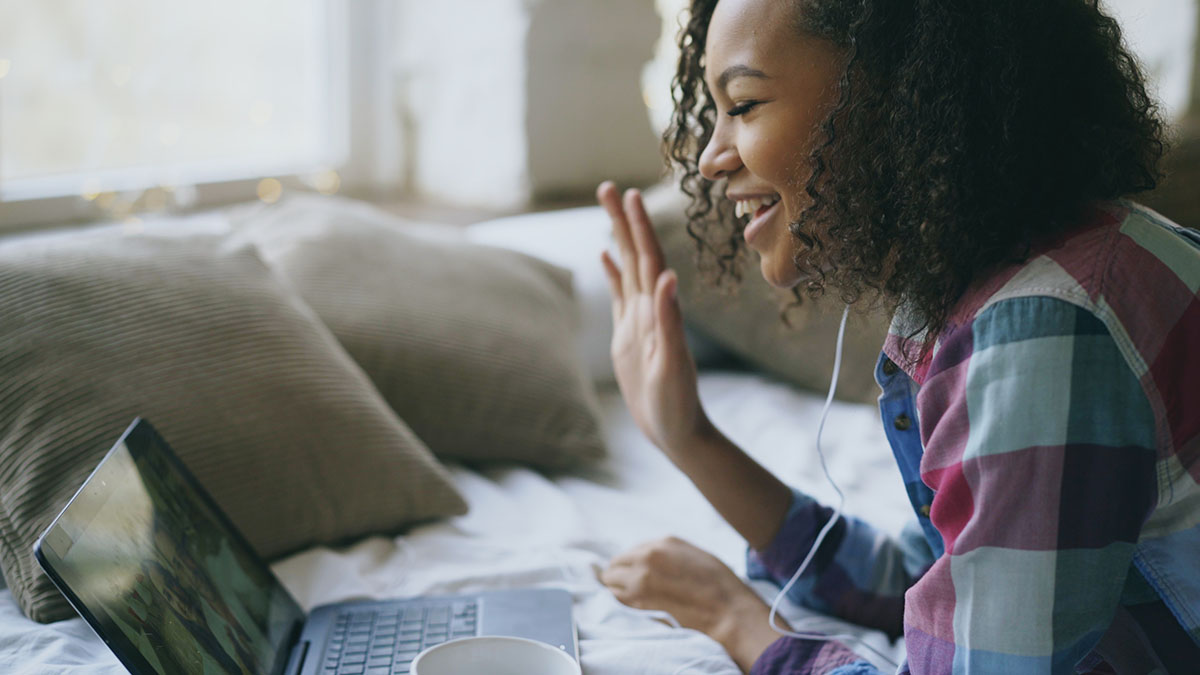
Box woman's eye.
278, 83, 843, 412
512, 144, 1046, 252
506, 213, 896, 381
727, 101, 761, 117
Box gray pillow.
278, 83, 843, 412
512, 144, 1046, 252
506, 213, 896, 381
643, 182, 890, 404
229, 196, 606, 469
0, 227, 466, 623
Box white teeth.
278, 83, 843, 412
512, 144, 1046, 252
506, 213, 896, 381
733, 196, 779, 219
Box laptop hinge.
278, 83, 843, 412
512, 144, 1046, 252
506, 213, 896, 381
283, 640, 310, 675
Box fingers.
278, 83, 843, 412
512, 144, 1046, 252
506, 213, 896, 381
599, 561, 650, 609
601, 540, 655, 591
597, 181, 639, 299
654, 269, 683, 346
623, 188, 666, 293
597, 560, 632, 599
598, 540, 683, 607
600, 250, 623, 319
597, 182, 668, 301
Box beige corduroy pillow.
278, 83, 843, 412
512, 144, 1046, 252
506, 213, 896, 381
643, 182, 891, 404
229, 196, 606, 469
0, 227, 466, 623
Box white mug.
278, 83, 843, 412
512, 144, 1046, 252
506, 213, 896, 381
411, 635, 581, 675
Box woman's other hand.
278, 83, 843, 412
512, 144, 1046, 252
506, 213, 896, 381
600, 536, 787, 672
597, 181, 710, 456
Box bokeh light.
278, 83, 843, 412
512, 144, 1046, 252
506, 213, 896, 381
311, 169, 340, 195
256, 178, 283, 203
81, 178, 102, 201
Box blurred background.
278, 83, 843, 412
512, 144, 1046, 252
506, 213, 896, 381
0, 0, 1197, 234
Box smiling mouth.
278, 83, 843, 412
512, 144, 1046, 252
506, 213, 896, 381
742, 199, 782, 244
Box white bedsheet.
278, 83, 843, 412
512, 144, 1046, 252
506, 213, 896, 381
0, 371, 910, 674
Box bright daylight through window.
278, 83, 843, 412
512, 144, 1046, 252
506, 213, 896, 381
0, 0, 341, 205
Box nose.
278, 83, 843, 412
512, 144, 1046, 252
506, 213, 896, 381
698, 120, 741, 181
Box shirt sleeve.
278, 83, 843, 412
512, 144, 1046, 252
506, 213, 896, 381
746, 490, 934, 641
750, 637, 879, 675
901, 296, 1158, 672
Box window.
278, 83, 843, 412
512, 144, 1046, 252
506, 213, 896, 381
0, 0, 349, 224
642, 0, 688, 136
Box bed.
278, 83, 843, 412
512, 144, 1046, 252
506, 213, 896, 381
0, 200, 909, 674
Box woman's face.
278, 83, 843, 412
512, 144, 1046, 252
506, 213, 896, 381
698, 0, 844, 289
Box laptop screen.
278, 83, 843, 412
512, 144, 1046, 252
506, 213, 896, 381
36, 420, 305, 675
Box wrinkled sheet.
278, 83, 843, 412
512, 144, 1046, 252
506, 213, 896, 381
0, 372, 910, 674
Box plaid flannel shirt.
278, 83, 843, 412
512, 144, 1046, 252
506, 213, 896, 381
746, 201, 1200, 674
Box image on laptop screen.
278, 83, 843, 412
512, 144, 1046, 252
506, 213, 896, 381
35, 421, 305, 675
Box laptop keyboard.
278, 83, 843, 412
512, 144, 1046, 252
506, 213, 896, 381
321, 601, 479, 674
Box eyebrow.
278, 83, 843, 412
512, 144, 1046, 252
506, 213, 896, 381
716, 65, 769, 92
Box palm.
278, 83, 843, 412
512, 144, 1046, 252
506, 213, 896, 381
598, 182, 704, 453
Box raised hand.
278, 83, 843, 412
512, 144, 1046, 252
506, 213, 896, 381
597, 181, 709, 456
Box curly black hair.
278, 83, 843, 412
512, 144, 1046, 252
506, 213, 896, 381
666, 0, 1167, 364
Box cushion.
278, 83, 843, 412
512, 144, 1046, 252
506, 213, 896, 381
228, 195, 606, 469
642, 182, 890, 404
0, 226, 467, 623
464, 208, 734, 384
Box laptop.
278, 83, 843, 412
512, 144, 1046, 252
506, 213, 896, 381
34, 418, 578, 675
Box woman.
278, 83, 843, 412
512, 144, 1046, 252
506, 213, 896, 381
595, 0, 1200, 673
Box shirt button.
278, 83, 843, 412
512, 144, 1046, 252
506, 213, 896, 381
882, 358, 899, 376
919, 504, 931, 517
893, 413, 912, 431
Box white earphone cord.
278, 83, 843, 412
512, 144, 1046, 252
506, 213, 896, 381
764, 305, 900, 671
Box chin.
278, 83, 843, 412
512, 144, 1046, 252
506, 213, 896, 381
758, 255, 804, 290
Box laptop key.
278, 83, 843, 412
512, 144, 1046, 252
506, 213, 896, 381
324, 599, 487, 675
